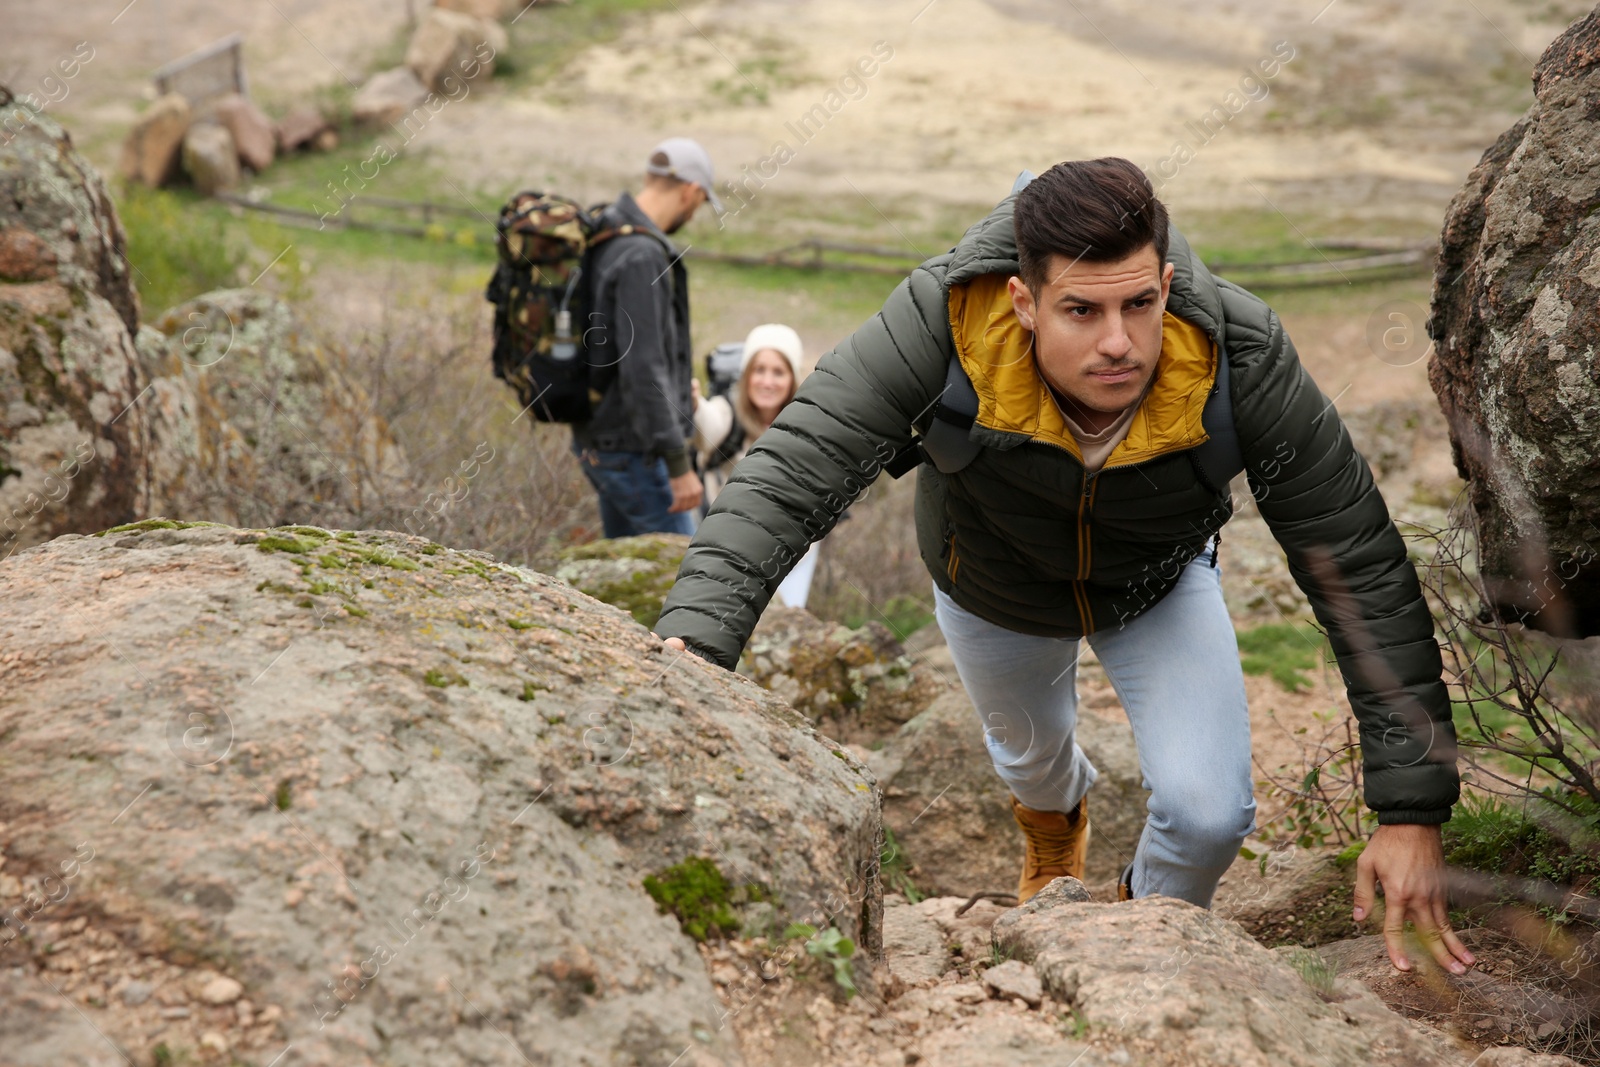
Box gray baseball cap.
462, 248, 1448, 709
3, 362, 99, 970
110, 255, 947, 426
647, 137, 724, 214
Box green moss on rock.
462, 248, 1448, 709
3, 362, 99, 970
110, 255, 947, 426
642, 856, 770, 942
555, 534, 689, 627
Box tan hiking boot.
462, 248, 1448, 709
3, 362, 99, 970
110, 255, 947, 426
1010, 794, 1090, 903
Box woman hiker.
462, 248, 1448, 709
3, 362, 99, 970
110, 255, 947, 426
691, 323, 822, 610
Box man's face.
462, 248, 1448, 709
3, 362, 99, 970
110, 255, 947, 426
1007, 245, 1175, 419
663, 183, 708, 234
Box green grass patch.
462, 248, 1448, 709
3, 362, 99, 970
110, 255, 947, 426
844, 594, 933, 642
1443, 793, 1600, 901
119, 185, 249, 315
782, 923, 858, 998
97, 518, 223, 536
880, 827, 924, 903
1237, 621, 1329, 692
1284, 946, 1339, 999
349, 547, 420, 571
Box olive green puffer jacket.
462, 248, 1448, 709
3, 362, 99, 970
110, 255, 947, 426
655, 194, 1458, 825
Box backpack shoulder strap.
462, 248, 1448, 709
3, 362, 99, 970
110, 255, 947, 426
1190, 337, 1243, 491
887, 170, 1037, 480
587, 224, 679, 295
885, 351, 983, 478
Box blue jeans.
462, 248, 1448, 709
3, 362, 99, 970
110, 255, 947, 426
575, 448, 697, 539
932, 545, 1255, 908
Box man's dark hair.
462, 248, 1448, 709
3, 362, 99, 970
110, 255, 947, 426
1013, 158, 1170, 294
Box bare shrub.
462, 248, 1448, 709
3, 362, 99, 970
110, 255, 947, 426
326, 283, 599, 572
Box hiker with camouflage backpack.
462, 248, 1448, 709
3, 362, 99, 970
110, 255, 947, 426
573, 138, 720, 537
486, 137, 721, 537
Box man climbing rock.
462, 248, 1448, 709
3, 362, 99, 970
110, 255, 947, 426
654, 158, 1469, 977
573, 137, 719, 537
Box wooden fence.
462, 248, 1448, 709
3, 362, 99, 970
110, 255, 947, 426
215, 192, 1435, 287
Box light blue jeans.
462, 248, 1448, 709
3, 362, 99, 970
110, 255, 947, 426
932, 544, 1255, 908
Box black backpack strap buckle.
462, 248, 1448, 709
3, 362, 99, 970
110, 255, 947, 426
884, 441, 927, 480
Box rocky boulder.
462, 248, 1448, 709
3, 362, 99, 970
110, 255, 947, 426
742, 607, 942, 745
117, 92, 190, 187
275, 106, 332, 153
405, 9, 507, 92
135, 288, 410, 531
181, 122, 240, 196
1, 104, 148, 558
0, 522, 882, 1067
352, 67, 431, 127
1427, 7, 1600, 636
555, 533, 687, 627
991, 880, 1474, 1066
211, 93, 275, 172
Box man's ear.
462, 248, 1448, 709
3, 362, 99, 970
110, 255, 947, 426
1160, 260, 1175, 309
1007, 276, 1037, 331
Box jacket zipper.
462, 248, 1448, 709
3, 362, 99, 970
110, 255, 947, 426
1074, 469, 1097, 631
945, 530, 960, 584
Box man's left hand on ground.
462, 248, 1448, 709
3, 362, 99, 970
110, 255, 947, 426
1354, 822, 1475, 975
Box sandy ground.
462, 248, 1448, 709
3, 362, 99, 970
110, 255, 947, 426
5, 0, 1587, 226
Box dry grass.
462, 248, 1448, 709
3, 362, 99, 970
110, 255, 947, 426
307, 282, 600, 573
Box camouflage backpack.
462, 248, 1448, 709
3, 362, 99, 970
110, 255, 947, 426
485, 191, 662, 423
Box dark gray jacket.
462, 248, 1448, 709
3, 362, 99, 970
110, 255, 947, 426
655, 193, 1460, 825
573, 193, 695, 476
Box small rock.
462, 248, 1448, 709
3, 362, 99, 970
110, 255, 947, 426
159, 1006, 191, 1019
181, 123, 240, 197
404, 8, 506, 91
981, 959, 1043, 1008
119, 92, 190, 186
119, 980, 154, 1006
352, 67, 429, 127
948, 982, 987, 1004
199, 1031, 228, 1055
275, 106, 329, 152
212, 93, 276, 171
199, 975, 243, 1005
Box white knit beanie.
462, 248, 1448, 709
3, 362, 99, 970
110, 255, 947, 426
740, 323, 804, 378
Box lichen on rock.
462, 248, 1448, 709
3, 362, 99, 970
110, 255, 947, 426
1427, 7, 1600, 636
